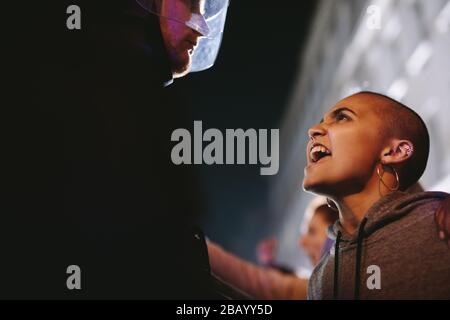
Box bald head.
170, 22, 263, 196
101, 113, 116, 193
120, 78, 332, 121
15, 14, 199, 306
354, 91, 429, 190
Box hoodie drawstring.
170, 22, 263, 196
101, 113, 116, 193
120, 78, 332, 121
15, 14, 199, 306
354, 216, 368, 300
333, 231, 342, 300
333, 216, 368, 300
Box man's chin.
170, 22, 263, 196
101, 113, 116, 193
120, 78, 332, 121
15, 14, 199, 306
172, 55, 191, 79
172, 66, 190, 78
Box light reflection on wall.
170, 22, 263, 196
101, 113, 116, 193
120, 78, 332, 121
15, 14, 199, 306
272, 0, 450, 271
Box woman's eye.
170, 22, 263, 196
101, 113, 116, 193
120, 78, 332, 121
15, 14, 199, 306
336, 113, 349, 121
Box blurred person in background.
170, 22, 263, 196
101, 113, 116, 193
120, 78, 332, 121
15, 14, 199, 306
299, 197, 339, 267
256, 237, 295, 275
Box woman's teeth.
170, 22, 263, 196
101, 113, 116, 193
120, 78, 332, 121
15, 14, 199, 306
310, 145, 331, 162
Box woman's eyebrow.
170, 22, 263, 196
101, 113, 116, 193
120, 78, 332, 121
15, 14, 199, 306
331, 107, 357, 117
319, 107, 356, 123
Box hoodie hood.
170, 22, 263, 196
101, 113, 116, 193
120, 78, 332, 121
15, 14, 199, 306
329, 191, 448, 243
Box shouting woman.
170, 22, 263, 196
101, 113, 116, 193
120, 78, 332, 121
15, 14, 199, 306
304, 91, 450, 299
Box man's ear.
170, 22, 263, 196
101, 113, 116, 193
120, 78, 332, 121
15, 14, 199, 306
380, 139, 414, 165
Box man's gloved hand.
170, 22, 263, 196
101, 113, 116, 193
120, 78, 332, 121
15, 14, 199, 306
435, 195, 450, 247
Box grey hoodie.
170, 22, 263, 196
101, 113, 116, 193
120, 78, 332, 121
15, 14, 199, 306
308, 191, 450, 300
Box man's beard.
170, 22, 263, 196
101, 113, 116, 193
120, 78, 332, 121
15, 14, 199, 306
171, 51, 192, 78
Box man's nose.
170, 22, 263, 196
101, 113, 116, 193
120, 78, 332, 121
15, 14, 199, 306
193, 29, 202, 38
308, 123, 326, 140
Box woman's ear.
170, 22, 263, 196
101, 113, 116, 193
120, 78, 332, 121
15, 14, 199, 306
381, 140, 414, 165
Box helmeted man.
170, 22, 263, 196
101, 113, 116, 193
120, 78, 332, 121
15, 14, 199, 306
2, 0, 229, 298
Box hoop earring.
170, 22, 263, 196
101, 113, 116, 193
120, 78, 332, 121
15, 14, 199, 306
377, 164, 400, 192
326, 198, 338, 211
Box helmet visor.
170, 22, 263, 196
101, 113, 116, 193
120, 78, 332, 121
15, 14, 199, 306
136, 0, 229, 72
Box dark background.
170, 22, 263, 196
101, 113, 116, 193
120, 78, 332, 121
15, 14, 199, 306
171, 0, 317, 261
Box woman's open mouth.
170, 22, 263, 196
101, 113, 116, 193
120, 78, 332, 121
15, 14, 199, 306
309, 144, 332, 163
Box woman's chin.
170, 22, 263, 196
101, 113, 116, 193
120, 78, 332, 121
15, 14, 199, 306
303, 178, 323, 192
303, 179, 334, 197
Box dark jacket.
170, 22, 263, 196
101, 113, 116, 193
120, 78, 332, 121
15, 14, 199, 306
2, 0, 213, 298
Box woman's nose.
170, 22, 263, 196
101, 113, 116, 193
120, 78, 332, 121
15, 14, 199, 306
308, 123, 326, 140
